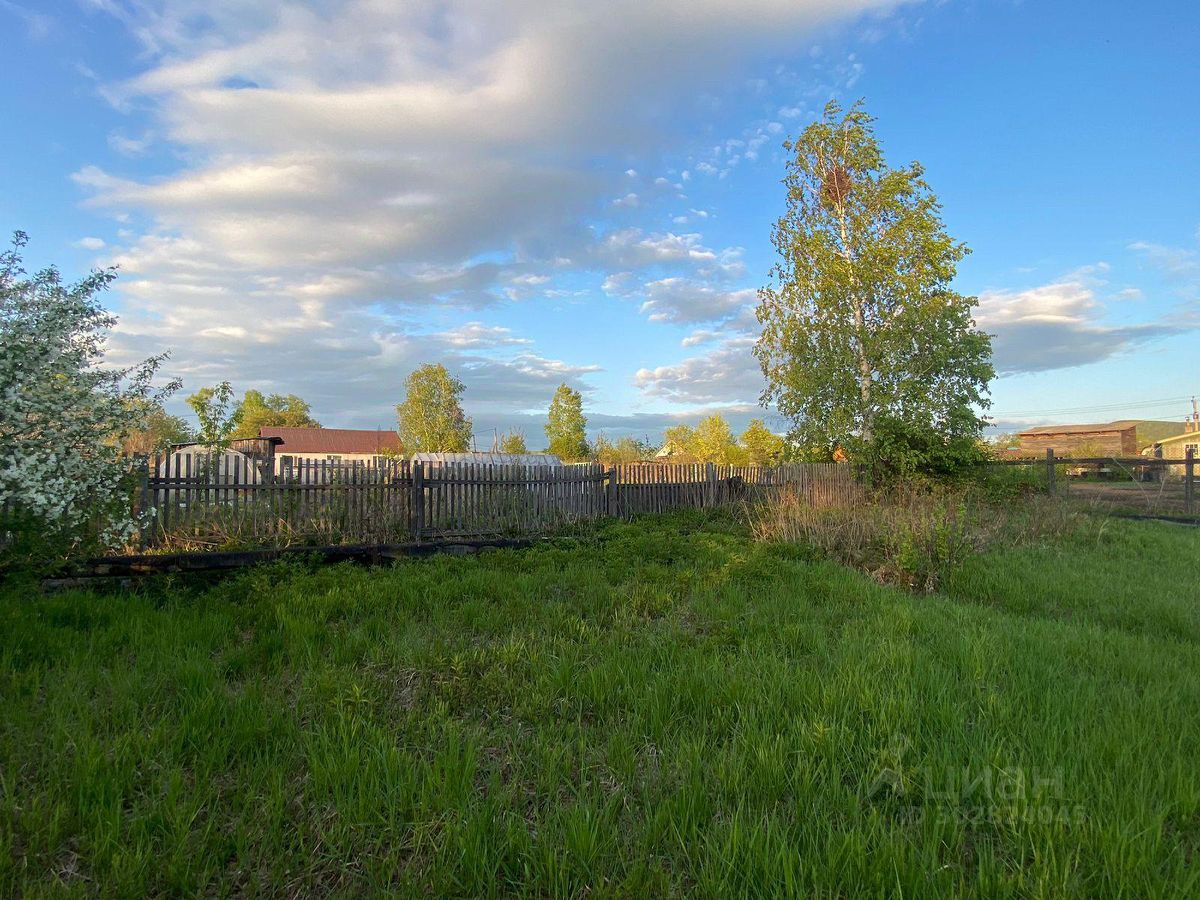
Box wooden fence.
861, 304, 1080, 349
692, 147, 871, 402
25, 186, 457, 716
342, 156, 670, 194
137, 455, 854, 549
991, 448, 1196, 515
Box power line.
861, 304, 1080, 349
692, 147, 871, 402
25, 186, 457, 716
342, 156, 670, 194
992, 395, 1193, 419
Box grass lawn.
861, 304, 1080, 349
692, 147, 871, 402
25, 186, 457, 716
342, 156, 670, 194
2, 509, 1199, 896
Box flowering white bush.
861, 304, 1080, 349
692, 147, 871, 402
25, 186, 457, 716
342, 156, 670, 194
0, 232, 179, 562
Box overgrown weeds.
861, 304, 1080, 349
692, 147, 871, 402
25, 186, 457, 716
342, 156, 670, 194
748, 479, 1087, 592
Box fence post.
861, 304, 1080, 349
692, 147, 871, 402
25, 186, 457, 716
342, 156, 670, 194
705, 462, 717, 507
133, 456, 150, 550
1186, 448, 1195, 516
412, 460, 425, 541
1045, 448, 1056, 494
606, 467, 617, 518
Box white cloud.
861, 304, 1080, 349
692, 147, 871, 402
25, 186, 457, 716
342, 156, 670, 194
635, 336, 763, 404
107, 131, 154, 156
435, 322, 533, 349
73, 236, 106, 250
639, 278, 756, 324
0, 0, 52, 40
1128, 241, 1200, 277
976, 278, 1197, 374
74, 0, 906, 423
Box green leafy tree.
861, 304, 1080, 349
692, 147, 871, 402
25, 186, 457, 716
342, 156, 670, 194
660, 424, 696, 461
593, 434, 651, 466
122, 404, 192, 455
740, 418, 785, 465
499, 429, 528, 454
186, 382, 239, 452
692, 414, 737, 463
755, 101, 993, 475
545, 383, 589, 462
231, 390, 321, 439
397, 364, 472, 452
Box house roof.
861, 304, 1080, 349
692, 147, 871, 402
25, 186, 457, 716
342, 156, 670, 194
655, 439, 686, 458
260, 427, 402, 454
1151, 430, 1200, 447
1017, 421, 1136, 436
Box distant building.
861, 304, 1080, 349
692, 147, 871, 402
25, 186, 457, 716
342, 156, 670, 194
155, 444, 263, 483
410, 451, 562, 468
654, 439, 688, 460
259, 426, 402, 466
1017, 422, 1138, 457
1144, 430, 1200, 475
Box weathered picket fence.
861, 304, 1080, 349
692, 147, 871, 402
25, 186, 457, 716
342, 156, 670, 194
137, 455, 853, 549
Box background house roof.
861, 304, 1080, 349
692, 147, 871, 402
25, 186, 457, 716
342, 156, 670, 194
1017, 422, 1136, 436
260, 427, 401, 454
1152, 431, 1200, 446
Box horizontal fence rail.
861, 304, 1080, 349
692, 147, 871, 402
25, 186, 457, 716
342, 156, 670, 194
989, 447, 1196, 515
136, 455, 854, 550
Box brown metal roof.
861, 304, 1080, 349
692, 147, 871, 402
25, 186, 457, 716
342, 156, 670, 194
259, 427, 402, 454
1017, 422, 1137, 436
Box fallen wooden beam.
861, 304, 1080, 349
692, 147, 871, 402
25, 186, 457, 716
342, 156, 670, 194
47, 537, 539, 587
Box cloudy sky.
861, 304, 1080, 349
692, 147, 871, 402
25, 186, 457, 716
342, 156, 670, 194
4, 0, 1199, 442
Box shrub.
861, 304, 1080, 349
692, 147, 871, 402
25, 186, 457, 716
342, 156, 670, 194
0, 233, 178, 571
863, 413, 990, 483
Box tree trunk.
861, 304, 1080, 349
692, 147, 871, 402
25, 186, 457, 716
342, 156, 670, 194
836, 208, 874, 444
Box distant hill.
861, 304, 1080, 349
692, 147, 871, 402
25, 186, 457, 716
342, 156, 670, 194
1110, 420, 1188, 449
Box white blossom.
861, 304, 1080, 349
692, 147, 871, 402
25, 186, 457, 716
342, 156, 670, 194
0, 232, 179, 559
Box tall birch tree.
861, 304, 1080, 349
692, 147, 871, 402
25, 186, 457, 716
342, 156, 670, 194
755, 101, 993, 470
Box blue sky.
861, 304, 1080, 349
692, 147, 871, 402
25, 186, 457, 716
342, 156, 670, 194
4, 0, 1198, 443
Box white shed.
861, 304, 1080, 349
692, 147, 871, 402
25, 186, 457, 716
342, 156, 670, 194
155, 445, 264, 483
410, 452, 562, 468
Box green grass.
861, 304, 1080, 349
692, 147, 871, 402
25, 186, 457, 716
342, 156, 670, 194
2, 510, 1199, 896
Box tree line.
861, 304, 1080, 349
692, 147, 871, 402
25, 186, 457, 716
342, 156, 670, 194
168, 363, 787, 466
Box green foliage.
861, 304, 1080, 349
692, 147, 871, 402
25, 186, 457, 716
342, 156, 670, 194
660, 417, 786, 465
186, 382, 239, 452
592, 434, 652, 466
660, 424, 695, 460
867, 412, 990, 481
755, 100, 994, 474
498, 429, 528, 455
691, 414, 737, 463
121, 405, 192, 455
397, 364, 472, 452
231, 389, 321, 439
545, 383, 589, 462
739, 418, 786, 465
2, 513, 1199, 895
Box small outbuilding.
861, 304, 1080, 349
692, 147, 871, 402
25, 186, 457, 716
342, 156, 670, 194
154, 445, 264, 483
1017, 422, 1138, 457
410, 452, 562, 469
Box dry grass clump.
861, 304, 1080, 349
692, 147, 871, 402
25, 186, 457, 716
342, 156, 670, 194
748, 481, 1083, 592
